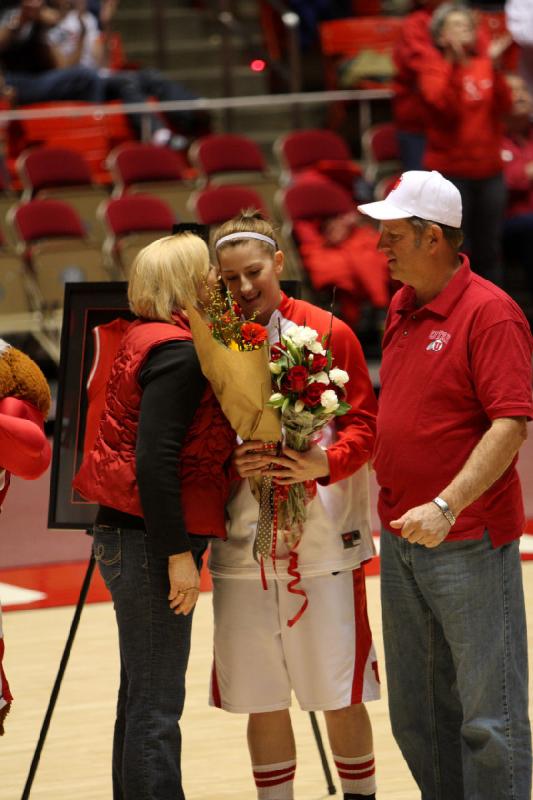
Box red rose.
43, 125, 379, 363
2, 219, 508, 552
285, 365, 309, 393
300, 382, 324, 407
241, 322, 268, 347
309, 353, 328, 374
270, 342, 287, 362
232, 301, 242, 316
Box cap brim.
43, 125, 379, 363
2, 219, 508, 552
357, 199, 412, 220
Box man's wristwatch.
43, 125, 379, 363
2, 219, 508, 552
432, 496, 456, 526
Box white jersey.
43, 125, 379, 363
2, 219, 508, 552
209, 298, 376, 580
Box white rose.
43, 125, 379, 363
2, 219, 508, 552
310, 371, 329, 384
269, 392, 283, 403
286, 325, 318, 348
328, 368, 349, 386
307, 340, 326, 355
294, 399, 305, 413
320, 389, 339, 413
285, 324, 298, 339
269, 361, 282, 375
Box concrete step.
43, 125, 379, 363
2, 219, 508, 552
114, 8, 216, 42
164, 65, 271, 98
122, 32, 264, 71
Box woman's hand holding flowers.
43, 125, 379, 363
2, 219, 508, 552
266, 443, 329, 485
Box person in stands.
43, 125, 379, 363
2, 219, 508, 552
0, 0, 104, 104
47, 0, 209, 145
418, 3, 512, 285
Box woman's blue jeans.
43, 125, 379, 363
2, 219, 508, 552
380, 529, 531, 800
93, 525, 206, 800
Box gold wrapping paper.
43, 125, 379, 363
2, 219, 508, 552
185, 303, 281, 444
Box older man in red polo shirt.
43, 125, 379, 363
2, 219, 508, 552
358, 170, 533, 800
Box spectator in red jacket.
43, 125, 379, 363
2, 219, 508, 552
294, 207, 391, 333
392, 0, 445, 171
419, 3, 512, 284
501, 72, 533, 300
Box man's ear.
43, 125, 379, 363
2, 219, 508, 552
427, 223, 444, 251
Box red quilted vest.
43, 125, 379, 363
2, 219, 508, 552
73, 317, 235, 538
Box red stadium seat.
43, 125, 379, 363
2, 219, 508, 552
361, 122, 402, 184
107, 141, 193, 219
189, 184, 268, 226
17, 146, 110, 240
189, 133, 279, 216
8, 198, 111, 308
274, 128, 359, 188
319, 16, 403, 91
100, 193, 177, 277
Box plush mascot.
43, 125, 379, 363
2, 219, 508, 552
0, 338, 51, 734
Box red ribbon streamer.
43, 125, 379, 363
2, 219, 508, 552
286, 545, 308, 627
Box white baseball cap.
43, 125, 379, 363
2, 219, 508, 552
357, 170, 462, 228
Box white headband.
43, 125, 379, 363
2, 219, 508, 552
215, 231, 276, 249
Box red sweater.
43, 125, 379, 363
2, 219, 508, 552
420, 53, 511, 178
393, 9, 435, 134
501, 129, 533, 216
393, 13, 491, 136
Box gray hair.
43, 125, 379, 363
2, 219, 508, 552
430, 2, 473, 43
408, 216, 464, 252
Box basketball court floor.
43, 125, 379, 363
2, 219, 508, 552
1, 437, 532, 799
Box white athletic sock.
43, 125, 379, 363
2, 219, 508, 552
252, 759, 296, 799
333, 752, 376, 796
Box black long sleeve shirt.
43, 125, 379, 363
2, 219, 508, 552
96, 340, 207, 556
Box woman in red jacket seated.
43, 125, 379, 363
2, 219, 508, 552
418, 3, 512, 285
74, 232, 235, 800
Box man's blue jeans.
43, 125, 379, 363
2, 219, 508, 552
93, 525, 206, 800
380, 529, 531, 800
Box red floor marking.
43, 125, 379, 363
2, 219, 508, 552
1, 532, 531, 612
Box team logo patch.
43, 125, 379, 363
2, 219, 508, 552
341, 530, 360, 549
426, 329, 451, 352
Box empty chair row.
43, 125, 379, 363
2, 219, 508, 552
4, 125, 402, 245
0, 173, 374, 317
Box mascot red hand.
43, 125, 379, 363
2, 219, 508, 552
0, 339, 51, 735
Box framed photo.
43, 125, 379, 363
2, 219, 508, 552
48, 281, 133, 529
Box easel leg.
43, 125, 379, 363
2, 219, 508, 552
309, 710, 337, 795
21, 551, 96, 800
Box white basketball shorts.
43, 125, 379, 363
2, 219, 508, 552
210, 567, 381, 713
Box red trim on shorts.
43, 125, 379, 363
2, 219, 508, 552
210, 655, 221, 708
351, 565, 372, 704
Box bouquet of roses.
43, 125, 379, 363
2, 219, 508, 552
267, 323, 351, 548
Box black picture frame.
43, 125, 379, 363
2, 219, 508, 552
48, 281, 133, 529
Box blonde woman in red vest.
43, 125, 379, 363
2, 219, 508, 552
74, 233, 235, 800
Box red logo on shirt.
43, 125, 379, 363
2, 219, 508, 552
426, 330, 451, 351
